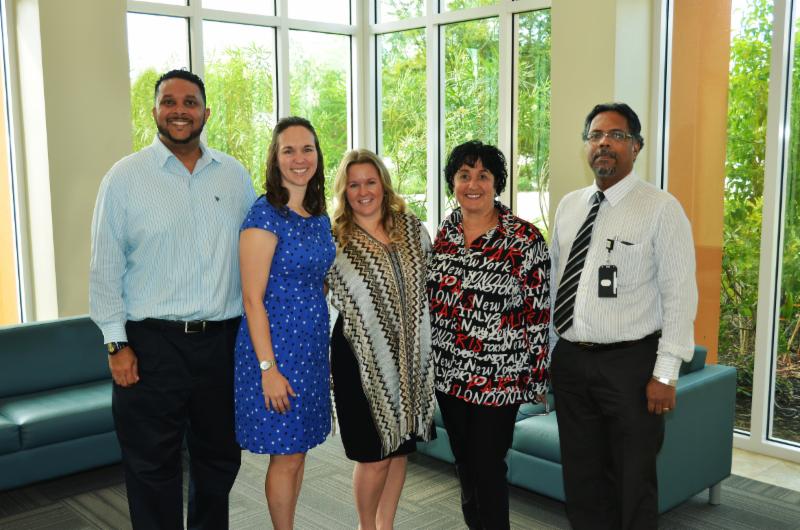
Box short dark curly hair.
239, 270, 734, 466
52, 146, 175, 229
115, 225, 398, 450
444, 140, 507, 195
154, 69, 206, 105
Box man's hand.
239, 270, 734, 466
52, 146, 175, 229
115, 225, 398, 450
646, 378, 676, 415
108, 346, 139, 387
262, 369, 297, 414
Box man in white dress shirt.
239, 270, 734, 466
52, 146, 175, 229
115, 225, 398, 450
549, 102, 697, 530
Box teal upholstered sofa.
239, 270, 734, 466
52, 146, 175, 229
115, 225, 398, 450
0, 316, 120, 491
417, 346, 737, 513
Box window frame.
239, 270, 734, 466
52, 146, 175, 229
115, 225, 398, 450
127, 0, 357, 156
368, 0, 551, 233
739, 0, 800, 460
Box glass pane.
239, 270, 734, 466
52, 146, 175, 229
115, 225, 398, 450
377, 0, 424, 23
719, 0, 773, 433
515, 10, 551, 235
127, 13, 190, 152
203, 0, 275, 16
444, 0, 496, 11
288, 0, 349, 24
443, 17, 499, 205
202, 0, 274, 16
289, 31, 350, 204
774, 2, 800, 444
378, 29, 427, 221
203, 21, 276, 193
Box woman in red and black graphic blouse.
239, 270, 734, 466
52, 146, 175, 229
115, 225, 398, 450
427, 140, 550, 530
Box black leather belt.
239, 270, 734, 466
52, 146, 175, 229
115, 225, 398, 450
565, 331, 661, 352
139, 317, 238, 334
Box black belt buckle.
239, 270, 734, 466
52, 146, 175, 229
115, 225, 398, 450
184, 321, 206, 334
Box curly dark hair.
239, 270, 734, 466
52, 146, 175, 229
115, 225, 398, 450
444, 140, 507, 195
154, 69, 206, 105
264, 117, 326, 216
583, 102, 645, 149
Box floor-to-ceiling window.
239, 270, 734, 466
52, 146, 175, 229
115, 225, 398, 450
373, 0, 552, 231
719, 0, 772, 435
127, 0, 352, 197
719, 0, 800, 455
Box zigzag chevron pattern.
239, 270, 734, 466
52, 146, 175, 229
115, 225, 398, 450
328, 213, 435, 455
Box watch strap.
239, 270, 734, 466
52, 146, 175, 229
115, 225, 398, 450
106, 341, 128, 355
652, 375, 677, 387
259, 359, 276, 371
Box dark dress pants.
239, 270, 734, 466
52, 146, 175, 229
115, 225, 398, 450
436, 391, 520, 530
551, 336, 664, 530
113, 319, 242, 530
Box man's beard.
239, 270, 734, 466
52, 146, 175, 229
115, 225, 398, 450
591, 149, 616, 178
157, 118, 205, 145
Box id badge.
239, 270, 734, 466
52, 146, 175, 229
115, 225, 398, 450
598, 264, 617, 298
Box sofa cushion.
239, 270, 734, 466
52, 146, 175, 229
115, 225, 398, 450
511, 412, 561, 463
433, 402, 444, 427
516, 393, 555, 420
0, 381, 114, 450
0, 316, 107, 399
0, 414, 19, 453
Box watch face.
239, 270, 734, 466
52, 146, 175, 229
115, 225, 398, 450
106, 342, 127, 354
259, 360, 274, 371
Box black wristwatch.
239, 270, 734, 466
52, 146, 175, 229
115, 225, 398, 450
106, 341, 129, 355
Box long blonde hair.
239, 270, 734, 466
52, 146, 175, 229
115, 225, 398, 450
332, 149, 407, 247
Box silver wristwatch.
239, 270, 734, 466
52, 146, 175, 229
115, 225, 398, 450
259, 359, 276, 372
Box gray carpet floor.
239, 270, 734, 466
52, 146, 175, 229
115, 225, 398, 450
1, 436, 799, 529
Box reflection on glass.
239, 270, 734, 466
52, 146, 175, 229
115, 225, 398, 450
774, 2, 800, 445
443, 17, 499, 191
515, 10, 551, 233
202, 0, 274, 16
377, 0, 424, 23
444, 0, 496, 11
378, 29, 427, 220
289, 31, 350, 204
203, 21, 276, 193
127, 13, 189, 152
718, 0, 773, 434
288, 0, 349, 24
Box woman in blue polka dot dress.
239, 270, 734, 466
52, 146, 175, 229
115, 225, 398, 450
234, 116, 335, 529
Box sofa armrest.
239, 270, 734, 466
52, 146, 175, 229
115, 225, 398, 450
657, 363, 736, 513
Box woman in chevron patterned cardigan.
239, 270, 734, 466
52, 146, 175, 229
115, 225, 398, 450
327, 149, 436, 530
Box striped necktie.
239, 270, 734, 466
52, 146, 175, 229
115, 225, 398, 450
553, 191, 605, 335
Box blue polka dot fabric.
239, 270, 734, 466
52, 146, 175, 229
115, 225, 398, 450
234, 196, 335, 454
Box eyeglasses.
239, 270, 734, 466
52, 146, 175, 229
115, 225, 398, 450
583, 130, 635, 143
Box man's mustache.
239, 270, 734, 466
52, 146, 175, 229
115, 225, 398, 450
593, 149, 617, 162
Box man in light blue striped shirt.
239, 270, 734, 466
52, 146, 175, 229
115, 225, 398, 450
90, 69, 256, 529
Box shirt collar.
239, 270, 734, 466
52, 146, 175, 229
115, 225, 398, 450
589, 171, 639, 207
150, 135, 218, 170
444, 200, 512, 232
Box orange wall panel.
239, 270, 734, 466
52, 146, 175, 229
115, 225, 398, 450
667, 0, 731, 363
0, 58, 20, 325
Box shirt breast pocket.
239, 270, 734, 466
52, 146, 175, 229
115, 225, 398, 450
612, 242, 653, 291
